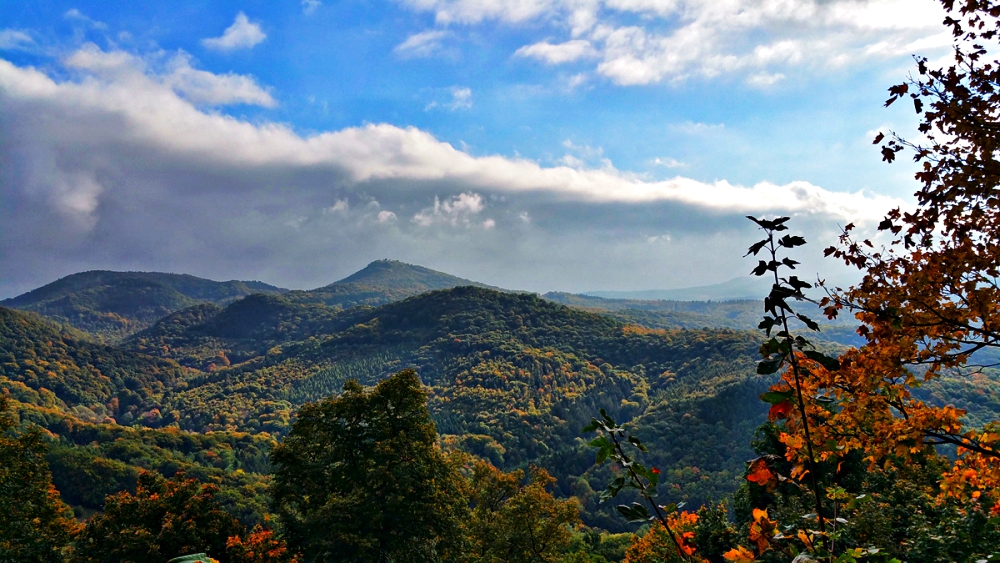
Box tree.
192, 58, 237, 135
270, 369, 467, 563
0, 396, 78, 563
71, 471, 245, 563
805, 0, 1000, 511
465, 460, 579, 563
623, 512, 698, 563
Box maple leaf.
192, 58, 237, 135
768, 400, 794, 421
745, 458, 778, 491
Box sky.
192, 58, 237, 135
0, 0, 952, 297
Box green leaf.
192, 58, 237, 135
588, 436, 611, 449
751, 260, 770, 277
745, 239, 769, 257
599, 409, 617, 427
595, 446, 611, 464
804, 350, 840, 371
796, 313, 820, 331
581, 419, 600, 433
627, 436, 647, 452
778, 234, 806, 248
757, 357, 784, 375
616, 502, 651, 523
760, 390, 795, 405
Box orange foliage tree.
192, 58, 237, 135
813, 0, 1000, 510
731, 1, 1000, 560
623, 511, 698, 563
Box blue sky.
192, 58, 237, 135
0, 0, 950, 296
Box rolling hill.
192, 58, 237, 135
1, 271, 287, 340
126, 286, 774, 527
5, 278, 1000, 531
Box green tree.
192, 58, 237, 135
270, 369, 467, 563
71, 471, 244, 563
465, 460, 579, 563
0, 396, 78, 563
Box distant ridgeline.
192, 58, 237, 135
0, 261, 499, 342
2, 260, 998, 530
0, 271, 287, 341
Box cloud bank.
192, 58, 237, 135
0, 46, 900, 296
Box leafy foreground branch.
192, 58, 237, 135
582, 409, 694, 562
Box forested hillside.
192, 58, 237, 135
544, 292, 864, 347
1, 271, 286, 340
0, 281, 777, 530
7, 254, 1000, 555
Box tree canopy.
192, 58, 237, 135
270, 369, 467, 562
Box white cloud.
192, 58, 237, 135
399, 0, 949, 85
0, 50, 903, 294
449, 86, 472, 109
163, 52, 276, 107
426, 86, 473, 111
746, 71, 785, 88
0, 50, 899, 218
0, 30, 34, 51
326, 199, 349, 213
515, 39, 598, 64
64, 44, 275, 107
64, 8, 107, 29
670, 121, 724, 134
652, 157, 686, 168
202, 12, 266, 51
302, 0, 322, 15
414, 193, 487, 227
394, 30, 451, 58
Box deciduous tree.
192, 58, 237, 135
270, 369, 467, 563
465, 460, 578, 563
71, 471, 244, 563
0, 396, 78, 563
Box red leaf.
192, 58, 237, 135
768, 400, 794, 421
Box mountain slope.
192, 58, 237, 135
0, 307, 188, 424
145, 287, 771, 524
2, 271, 287, 340
287, 259, 500, 309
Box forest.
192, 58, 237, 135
6, 0, 1000, 561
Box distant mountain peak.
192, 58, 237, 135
336, 260, 449, 285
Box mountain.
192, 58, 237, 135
287, 259, 501, 309
1, 271, 287, 340
585, 276, 772, 301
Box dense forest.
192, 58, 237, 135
5, 251, 1000, 561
